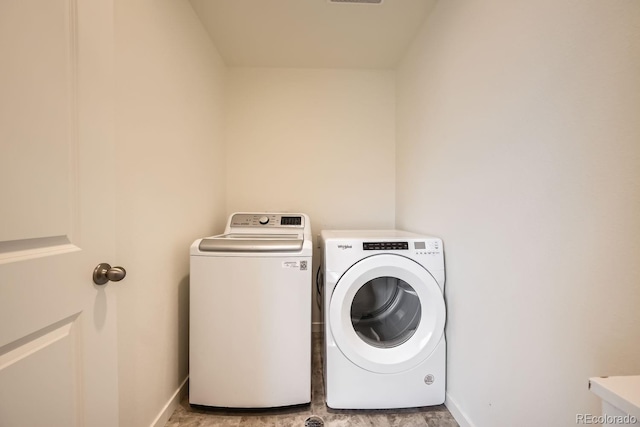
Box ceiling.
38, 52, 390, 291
189, 0, 436, 69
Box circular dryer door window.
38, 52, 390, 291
329, 254, 445, 374
351, 277, 421, 349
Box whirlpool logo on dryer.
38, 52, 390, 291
337, 244, 352, 250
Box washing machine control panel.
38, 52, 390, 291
230, 213, 304, 228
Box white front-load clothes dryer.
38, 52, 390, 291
321, 230, 446, 409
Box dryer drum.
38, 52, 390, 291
350, 276, 421, 349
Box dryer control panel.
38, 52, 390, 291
361, 240, 441, 256
230, 213, 304, 228
414, 240, 441, 256
363, 242, 409, 251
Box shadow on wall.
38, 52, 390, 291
178, 275, 190, 380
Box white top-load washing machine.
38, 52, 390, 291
190, 213, 312, 408
321, 230, 446, 409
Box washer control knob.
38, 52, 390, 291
259, 216, 269, 225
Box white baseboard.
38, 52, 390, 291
150, 376, 188, 427
445, 392, 475, 427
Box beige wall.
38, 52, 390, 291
396, 1, 640, 426
114, 1, 227, 426
225, 68, 397, 325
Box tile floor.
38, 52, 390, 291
166, 333, 459, 426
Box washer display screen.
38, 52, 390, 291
350, 277, 421, 348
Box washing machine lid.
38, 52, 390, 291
198, 233, 303, 252
329, 254, 445, 374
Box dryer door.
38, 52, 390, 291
329, 254, 445, 374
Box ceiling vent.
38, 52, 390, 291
329, 0, 383, 4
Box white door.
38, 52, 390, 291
329, 254, 446, 374
0, 1, 118, 426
